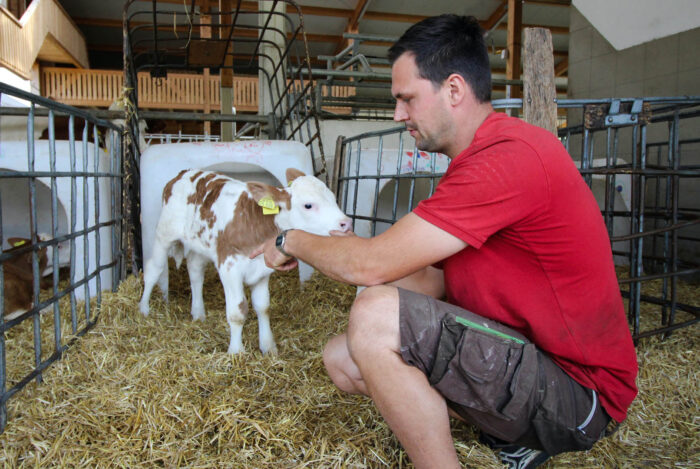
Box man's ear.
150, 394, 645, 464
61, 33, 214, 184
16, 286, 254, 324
445, 73, 468, 106
286, 168, 305, 185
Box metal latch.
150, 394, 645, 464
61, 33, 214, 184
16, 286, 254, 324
605, 99, 644, 127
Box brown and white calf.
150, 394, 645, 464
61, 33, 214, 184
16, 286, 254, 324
139, 168, 351, 354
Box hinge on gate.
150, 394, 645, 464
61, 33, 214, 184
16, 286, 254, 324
584, 99, 651, 130
605, 99, 644, 127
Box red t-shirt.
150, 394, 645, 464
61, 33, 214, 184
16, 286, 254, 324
413, 112, 638, 423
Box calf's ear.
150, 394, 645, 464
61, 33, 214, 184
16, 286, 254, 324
246, 181, 274, 203
285, 168, 305, 185
246, 181, 292, 209
7, 237, 29, 248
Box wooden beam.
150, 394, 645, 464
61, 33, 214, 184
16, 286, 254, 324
348, 0, 371, 27
523, 27, 557, 134
506, 0, 523, 99
518, 24, 568, 35
288, 4, 352, 19
361, 11, 427, 23
554, 58, 568, 76
334, 0, 370, 54
219, 0, 234, 87
76, 13, 567, 37
483, 1, 508, 31
524, 0, 571, 6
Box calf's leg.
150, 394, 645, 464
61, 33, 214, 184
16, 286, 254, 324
217, 266, 247, 354
186, 251, 208, 320
250, 275, 277, 355
139, 238, 170, 316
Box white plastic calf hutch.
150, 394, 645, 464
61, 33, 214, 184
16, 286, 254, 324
0, 140, 115, 301
139, 140, 317, 282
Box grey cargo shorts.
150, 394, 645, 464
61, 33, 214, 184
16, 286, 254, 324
397, 288, 611, 456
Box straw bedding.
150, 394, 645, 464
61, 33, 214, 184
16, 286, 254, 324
0, 263, 697, 468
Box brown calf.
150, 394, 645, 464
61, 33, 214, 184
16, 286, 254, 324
2, 237, 50, 321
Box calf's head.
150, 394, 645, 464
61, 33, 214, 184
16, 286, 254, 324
247, 168, 351, 235
5, 233, 70, 276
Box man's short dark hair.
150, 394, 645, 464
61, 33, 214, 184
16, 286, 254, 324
388, 14, 492, 103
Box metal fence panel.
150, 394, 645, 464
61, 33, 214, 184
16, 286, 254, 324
336, 97, 700, 341
0, 82, 126, 433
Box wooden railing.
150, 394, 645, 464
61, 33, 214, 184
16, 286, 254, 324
41, 67, 355, 114
0, 0, 88, 79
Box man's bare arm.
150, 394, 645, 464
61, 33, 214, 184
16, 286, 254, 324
388, 266, 446, 299
251, 212, 467, 287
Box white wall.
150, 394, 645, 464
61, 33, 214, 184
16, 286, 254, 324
568, 7, 700, 100
571, 0, 700, 51
567, 6, 700, 275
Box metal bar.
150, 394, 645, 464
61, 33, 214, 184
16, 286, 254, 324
0, 184, 6, 433
29, 104, 43, 384
668, 109, 682, 334
0, 84, 119, 129
49, 109, 62, 354
371, 135, 384, 236
82, 124, 91, 319
69, 115, 78, 334
93, 125, 102, 308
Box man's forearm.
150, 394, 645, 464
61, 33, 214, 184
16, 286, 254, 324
284, 229, 385, 286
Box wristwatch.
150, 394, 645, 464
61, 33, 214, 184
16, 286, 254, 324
275, 229, 291, 256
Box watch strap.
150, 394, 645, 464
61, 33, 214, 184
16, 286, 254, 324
275, 229, 291, 256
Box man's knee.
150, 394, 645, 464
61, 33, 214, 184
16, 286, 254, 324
347, 285, 401, 357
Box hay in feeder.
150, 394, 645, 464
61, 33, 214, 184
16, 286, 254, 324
0, 263, 697, 468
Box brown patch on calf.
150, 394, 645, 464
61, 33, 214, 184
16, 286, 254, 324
200, 179, 226, 228
162, 169, 188, 204
216, 192, 279, 265
238, 300, 248, 318
187, 173, 218, 205
2, 240, 50, 317
285, 168, 305, 185
189, 170, 203, 182
3, 265, 35, 316
182, 172, 228, 228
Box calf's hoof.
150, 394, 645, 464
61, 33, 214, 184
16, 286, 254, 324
191, 310, 205, 321
227, 343, 245, 355
261, 342, 278, 355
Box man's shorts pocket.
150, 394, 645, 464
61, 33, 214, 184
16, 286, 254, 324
428, 315, 538, 422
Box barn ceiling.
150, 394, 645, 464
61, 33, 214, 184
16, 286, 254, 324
54, 0, 571, 98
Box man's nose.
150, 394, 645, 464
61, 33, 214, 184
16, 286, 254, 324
394, 101, 407, 122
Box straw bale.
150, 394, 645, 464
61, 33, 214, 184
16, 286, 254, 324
0, 263, 697, 468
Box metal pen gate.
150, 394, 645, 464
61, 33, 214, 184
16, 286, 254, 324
122, 0, 328, 270
334, 96, 700, 341
0, 82, 126, 433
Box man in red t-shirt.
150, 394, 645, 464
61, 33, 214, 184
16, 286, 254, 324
252, 14, 638, 469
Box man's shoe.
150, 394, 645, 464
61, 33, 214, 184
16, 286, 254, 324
496, 445, 550, 469
479, 432, 550, 469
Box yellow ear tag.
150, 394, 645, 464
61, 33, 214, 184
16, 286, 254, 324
258, 196, 279, 215
13, 240, 26, 247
